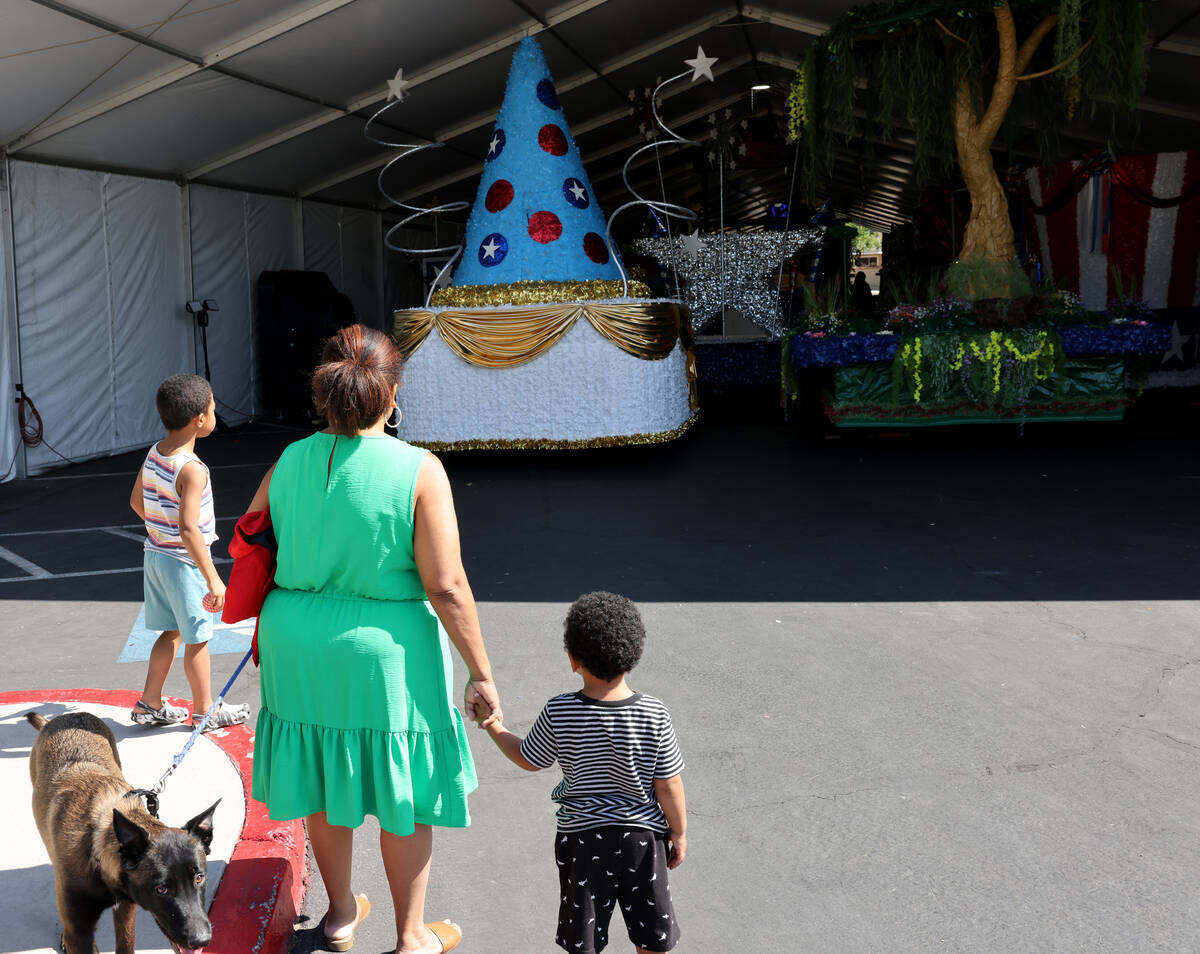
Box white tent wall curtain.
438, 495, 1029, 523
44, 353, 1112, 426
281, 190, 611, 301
10, 162, 190, 475
189, 185, 303, 425
303, 203, 384, 329
2, 163, 385, 477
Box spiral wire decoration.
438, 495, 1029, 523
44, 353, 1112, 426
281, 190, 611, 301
365, 95, 469, 308
605, 71, 703, 298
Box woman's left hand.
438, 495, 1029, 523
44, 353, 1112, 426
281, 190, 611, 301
464, 677, 501, 729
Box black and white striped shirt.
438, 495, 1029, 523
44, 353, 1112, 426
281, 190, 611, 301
520, 691, 684, 833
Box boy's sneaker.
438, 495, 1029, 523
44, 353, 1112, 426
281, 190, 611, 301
131, 699, 189, 726
193, 701, 251, 732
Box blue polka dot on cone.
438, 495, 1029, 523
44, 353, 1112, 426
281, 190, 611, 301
451, 37, 623, 288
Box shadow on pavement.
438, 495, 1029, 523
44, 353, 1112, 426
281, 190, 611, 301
1, 403, 1197, 603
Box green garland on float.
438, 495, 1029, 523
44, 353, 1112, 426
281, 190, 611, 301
893, 329, 1063, 406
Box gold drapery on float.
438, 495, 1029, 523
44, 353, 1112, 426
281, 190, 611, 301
392, 301, 688, 367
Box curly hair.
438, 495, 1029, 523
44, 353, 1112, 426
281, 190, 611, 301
156, 373, 213, 430
563, 591, 645, 681
311, 324, 403, 434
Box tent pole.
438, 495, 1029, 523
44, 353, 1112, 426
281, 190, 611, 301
181, 182, 198, 375
1, 154, 27, 480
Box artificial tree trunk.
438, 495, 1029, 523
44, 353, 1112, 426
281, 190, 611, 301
944, 3, 1059, 299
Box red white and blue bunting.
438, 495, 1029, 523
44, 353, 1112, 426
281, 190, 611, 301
1016, 151, 1200, 311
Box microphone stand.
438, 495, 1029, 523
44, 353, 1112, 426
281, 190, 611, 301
193, 304, 238, 436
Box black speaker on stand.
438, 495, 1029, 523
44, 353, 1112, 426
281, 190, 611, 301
257, 271, 357, 421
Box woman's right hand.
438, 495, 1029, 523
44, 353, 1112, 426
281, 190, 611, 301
465, 677, 501, 729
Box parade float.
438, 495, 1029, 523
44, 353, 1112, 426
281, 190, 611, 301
778, 0, 1189, 426
382, 38, 698, 449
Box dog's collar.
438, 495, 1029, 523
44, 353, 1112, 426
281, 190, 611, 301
124, 788, 160, 818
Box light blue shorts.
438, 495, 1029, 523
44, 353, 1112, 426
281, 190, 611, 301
143, 549, 213, 645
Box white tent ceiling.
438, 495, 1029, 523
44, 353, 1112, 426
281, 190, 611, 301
3, 0, 1198, 234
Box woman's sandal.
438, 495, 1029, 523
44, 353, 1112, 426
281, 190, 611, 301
324, 893, 370, 952
426, 920, 462, 953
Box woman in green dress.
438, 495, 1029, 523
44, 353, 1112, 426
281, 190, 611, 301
245, 325, 500, 954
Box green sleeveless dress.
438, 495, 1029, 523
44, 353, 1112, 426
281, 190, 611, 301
251, 433, 477, 835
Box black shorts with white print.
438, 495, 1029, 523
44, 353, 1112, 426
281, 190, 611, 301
554, 825, 679, 953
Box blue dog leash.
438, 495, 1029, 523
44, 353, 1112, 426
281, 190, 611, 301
126, 647, 254, 818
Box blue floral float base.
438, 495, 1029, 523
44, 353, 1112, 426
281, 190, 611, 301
789, 322, 1170, 368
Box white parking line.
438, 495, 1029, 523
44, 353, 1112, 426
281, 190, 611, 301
0, 556, 232, 584
25, 460, 278, 481
0, 518, 236, 538
0, 544, 51, 579
101, 527, 149, 544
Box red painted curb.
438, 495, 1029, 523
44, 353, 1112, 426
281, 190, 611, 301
2, 689, 308, 954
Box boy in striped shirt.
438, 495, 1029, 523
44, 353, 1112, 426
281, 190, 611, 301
477, 591, 687, 953
127, 373, 249, 731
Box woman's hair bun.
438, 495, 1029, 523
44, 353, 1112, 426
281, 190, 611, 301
311, 324, 403, 433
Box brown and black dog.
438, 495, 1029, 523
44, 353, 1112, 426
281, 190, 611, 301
26, 711, 218, 954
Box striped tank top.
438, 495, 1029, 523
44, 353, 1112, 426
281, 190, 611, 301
141, 443, 217, 565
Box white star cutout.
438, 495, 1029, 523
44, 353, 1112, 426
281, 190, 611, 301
488, 133, 500, 155
569, 181, 586, 202
1165, 320, 1193, 364
679, 231, 701, 262
481, 238, 500, 260
386, 66, 411, 102
684, 45, 718, 83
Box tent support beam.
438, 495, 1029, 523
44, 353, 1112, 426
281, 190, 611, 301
304, 45, 771, 199
380, 88, 756, 210
9, 0, 361, 153
184, 0, 614, 181
739, 5, 832, 38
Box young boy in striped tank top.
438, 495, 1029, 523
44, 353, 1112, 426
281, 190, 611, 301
475, 592, 687, 953
127, 373, 249, 731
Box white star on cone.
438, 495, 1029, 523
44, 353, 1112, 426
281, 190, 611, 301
386, 66, 411, 102
685, 46, 718, 83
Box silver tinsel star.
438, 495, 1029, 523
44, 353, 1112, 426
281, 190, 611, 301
634, 229, 823, 336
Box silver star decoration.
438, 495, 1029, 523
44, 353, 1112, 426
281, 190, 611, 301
684, 45, 718, 83
386, 66, 411, 102
634, 229, 824, 336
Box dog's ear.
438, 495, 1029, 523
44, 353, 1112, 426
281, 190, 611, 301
112, 809, 150, 867
183, 799, 220, 855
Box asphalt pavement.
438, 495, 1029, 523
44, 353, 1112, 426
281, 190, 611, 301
2, 404, 1199, 953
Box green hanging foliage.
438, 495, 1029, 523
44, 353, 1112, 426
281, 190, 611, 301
791, 0, 1150, 200
1053, 0, 1083, 117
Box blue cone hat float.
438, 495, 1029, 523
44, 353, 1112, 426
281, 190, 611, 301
391, 38, 697, 449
